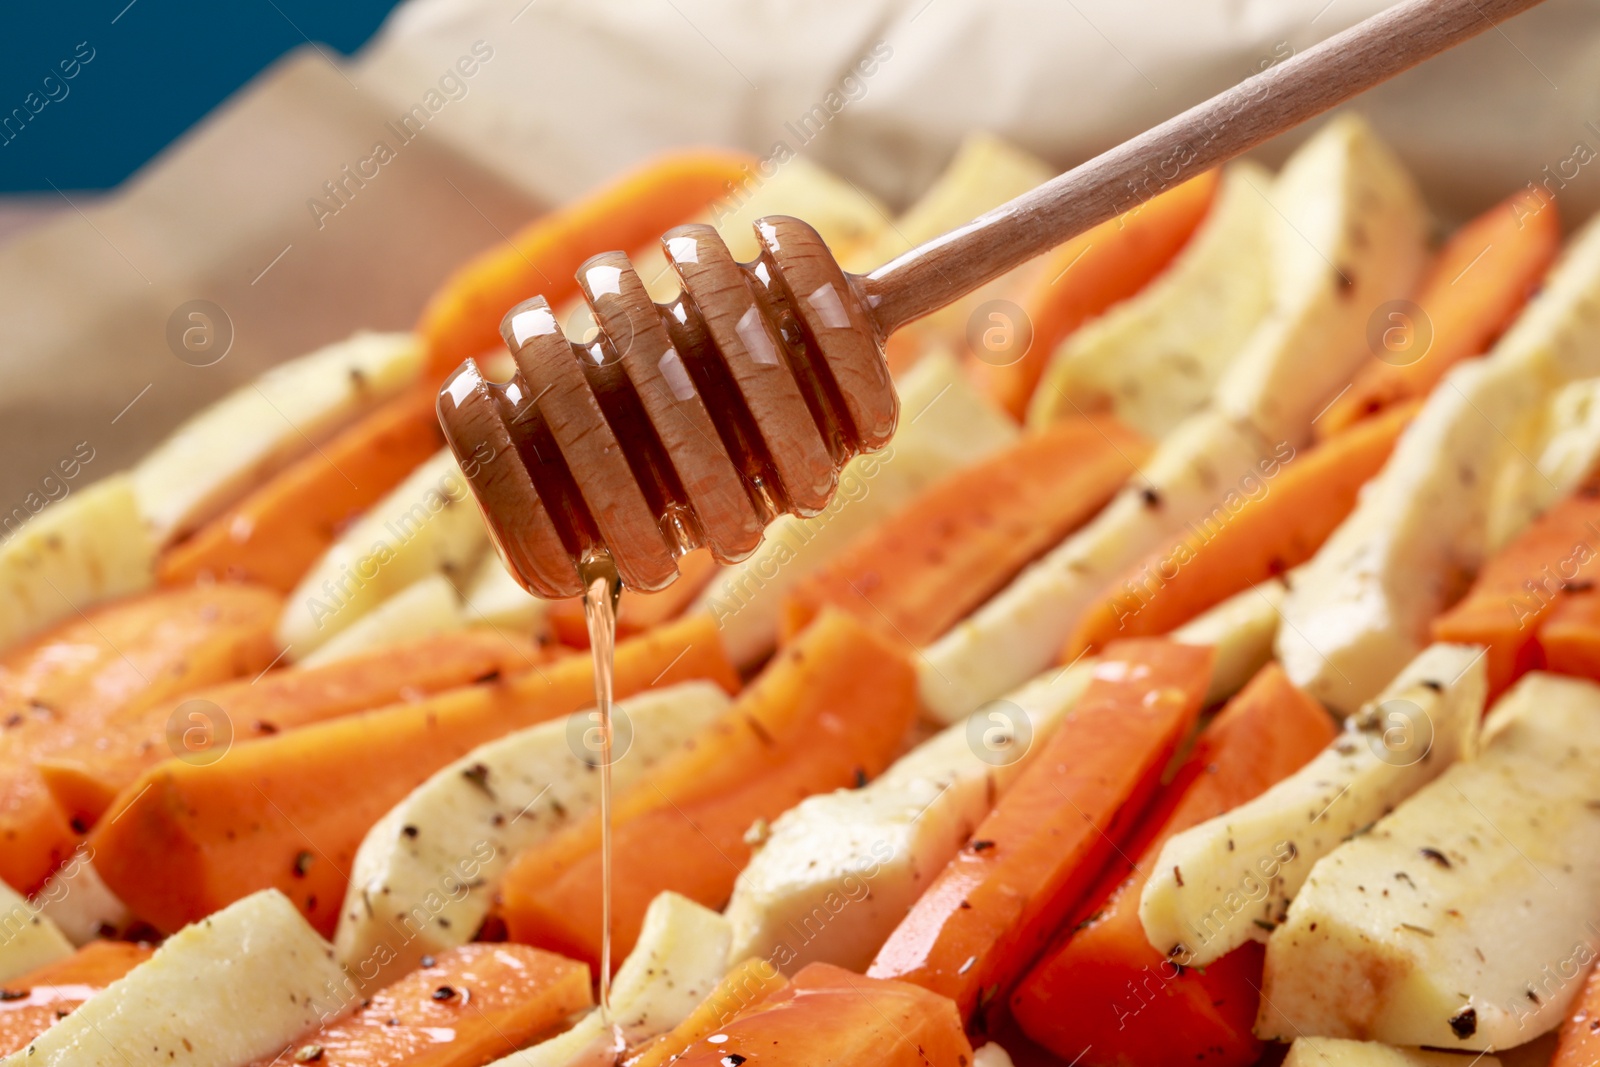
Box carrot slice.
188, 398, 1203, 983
0, 585, 281, 893
35, 629, 553, 829
1433, 480, 1600, 699
246, 944, 591, 1067
1316, 191, 1561, 438
499, 610, 919, 970
626, 956, 790, 1067
547, 548, 721, 648
1010, 663, 1335, 1067
1538, 589, 1600, 681
419, 149, 758, 378
0, 941, 152, 1054
1065, 402, 1416, 659
157, 386, 444, 593
782, 416, 1149, 648
1552, 959, 1600, 1067
973, 172, 1217, 421
867, 639, 1212, 1024
88, 613, 737, 936
668, 963, 973, 1067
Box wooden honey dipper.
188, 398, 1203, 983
439, 0, 1546, 599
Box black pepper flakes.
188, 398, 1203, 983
0, 990, 26, 1002
1420, 847, 1452, 869
293, 850, 314, 878
432, 985, 457, 1001
1449, 1006, 1477, 1039
462, 763, 494, 796
970, 840, 996, 852
1140, 486, 1163, 510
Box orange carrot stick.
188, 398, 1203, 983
1551, 959, 1600, 1067
419, 149, 758, 379
1065, 402, 1416, 660
668, 963, 973, 1067
498, 610, 919, 970
546, 548, 720, 648
246, 944, 591, 1067
1316, 191, 1561, 438
157, 386, 444, 593
867, 639, 1212, 1025
1433, 480, 1600, 700
35, 629, 554, 829
1010, 663, 1335, 1067
0, 584, 281, 893
1537, 589, 1600, 682
973, 172, 1218, 421
625, 956, 790, 1067
0, 942, 153, 1055
88, 613, 737, 936
782, 416, 1149, 648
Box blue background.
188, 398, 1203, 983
0, 1, 404, 192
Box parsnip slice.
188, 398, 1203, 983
1284, 1038, 1502, 1067
1172, 576, 1287, 706
1280, 212, 1600, 714
724, 657, 1097, 973
1140, 643, 1485, 967
694, 349, 1017, 668
0, 473, 155, 654
0, 879, 72, 983
31, 848, 131, 946
462, 551, 550, 633
277, 447, 489, 657
1028, 161, 1274, 439
1260, 671, 1600, 1049
1213, 114, 1427, 448
0, 889, 345, 1066
299, 573, 464, 667
488, 891, 731, 1067
132, 331, 422, 544
1487, 374, 1600, 552
336, 681, 731, 984
917, 408, 1273, 722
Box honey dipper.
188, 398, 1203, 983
439, 0, 1546, 600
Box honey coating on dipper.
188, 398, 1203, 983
438, 215, 897, 599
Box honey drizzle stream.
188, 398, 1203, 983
580, 552, 624, 1059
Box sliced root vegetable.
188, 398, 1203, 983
1027, 162, 1274, 439
1316, 190, 1563, 439
0, 881, 71, 984
498, 610, 919, 970
1260, 672, 1600, 1050
547, 548, 720, 648
157, 385, 444, 593
782, 415, 1148, 648
1538, 588, 1600, 680
668, 962, 974, 1067
0, 473, 155, 657
918, 408, 1272, 723
973, 171, 1218, 421
87, 614, 737, 936
277, 448, 489, 657
502, 892, 732, 1067
1010, 663, 1335, 1067
1488, 375, 1600, 553
336, 681, 732, 985
1212, 114, 1427, 449
245, 944, 590, 1067
298, 573, 464, 667
34, 628, 547, 833
418, 150, 757, 378
696, 349, 1018, 669
0, 941, 151, 1055
625, 956, 789, 1067
0, 583, 282, 893
31, 849, 131, 945
1171, 577, 1286, 706
1285, 1038, 1504, 1067
1553, 962, 1600, 1067
132, 332, 423, 545
1432, 476, 1600, 699
460, 551, 551, 635
1067, 402, 1415, 660
868, 639, 1213, 1024
1140, 643, 1486, 969
1280, 209, 1600, 714
0, 889, 345, 1067
724, 654, 1100, 975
